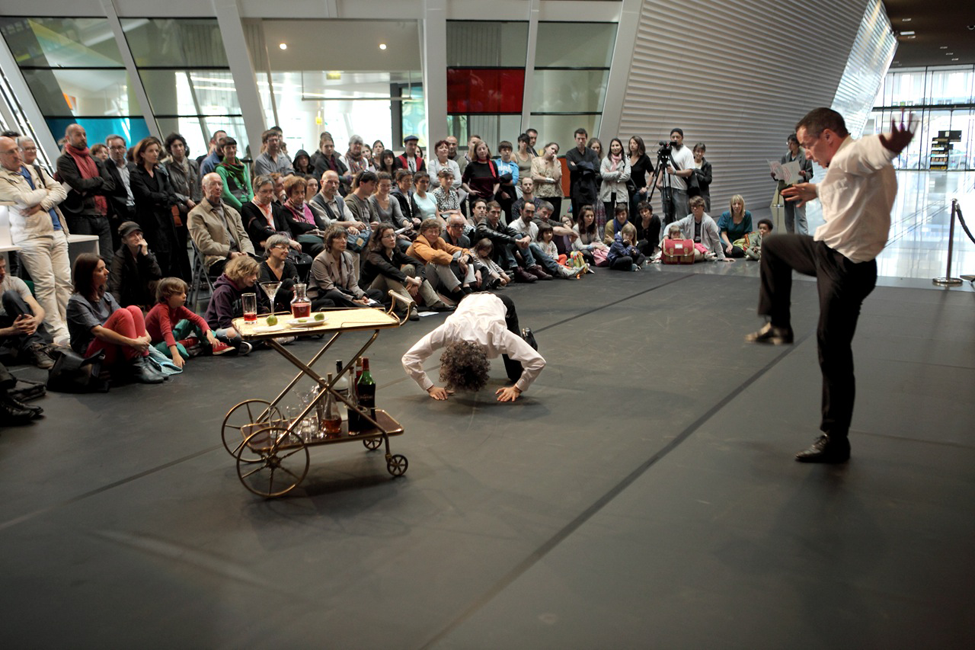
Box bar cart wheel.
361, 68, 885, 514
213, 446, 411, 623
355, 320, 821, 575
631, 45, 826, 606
222, 399, 284, 461
236, 426, 309, 498
363, 437, 383, 451
386, 454, 408, 477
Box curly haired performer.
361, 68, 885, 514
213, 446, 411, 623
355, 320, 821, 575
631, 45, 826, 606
401, 293, 545, 402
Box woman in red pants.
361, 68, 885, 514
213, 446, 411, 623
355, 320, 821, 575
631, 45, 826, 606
66, 253, 164, 384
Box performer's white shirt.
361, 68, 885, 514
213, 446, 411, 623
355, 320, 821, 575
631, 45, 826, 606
401, 293, 545, 393
813, 134, 897, 263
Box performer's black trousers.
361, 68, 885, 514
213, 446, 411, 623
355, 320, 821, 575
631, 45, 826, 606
758, 234, 877, 439
497, 294, 522, 382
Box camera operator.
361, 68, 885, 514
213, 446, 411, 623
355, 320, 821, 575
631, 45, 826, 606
655, 128, 695, 225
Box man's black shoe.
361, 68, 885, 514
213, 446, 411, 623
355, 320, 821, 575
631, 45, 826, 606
0, 394, 43, 419
26, 344, 56, 370
795, 435, 850, 463
0, 398, 35, 426
745, 322, 794, 345
521, 327, 538, 351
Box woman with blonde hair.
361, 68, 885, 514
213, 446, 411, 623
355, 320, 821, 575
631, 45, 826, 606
717, 194, 753, 258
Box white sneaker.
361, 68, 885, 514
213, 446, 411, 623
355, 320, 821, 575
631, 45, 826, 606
238, 341, 253, 355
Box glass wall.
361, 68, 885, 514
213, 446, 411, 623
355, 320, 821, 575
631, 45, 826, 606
0, 17, 150, 146
120, 18, 243, 158
870, 65, 975, 170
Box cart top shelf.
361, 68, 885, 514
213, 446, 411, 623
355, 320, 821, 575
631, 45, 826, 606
232, 308, 401, 341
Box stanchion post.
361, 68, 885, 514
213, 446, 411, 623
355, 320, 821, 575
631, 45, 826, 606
933, 199, 963, 286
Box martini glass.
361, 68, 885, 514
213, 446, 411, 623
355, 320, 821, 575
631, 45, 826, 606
260, 282, 281, 313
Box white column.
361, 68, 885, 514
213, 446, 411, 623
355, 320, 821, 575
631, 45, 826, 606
99, 0, 159, 140
598, 0, 642, 143
0, 34, 59, 160
521, 0, 540, 133
213, 0, 267, 152
422, 0, 448, 143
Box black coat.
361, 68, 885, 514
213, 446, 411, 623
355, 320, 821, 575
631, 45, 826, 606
130, 165, 179, 256
104, 160, 136, 220
240, 201, 291, 253
361, 247, 425, 287
55, 153, 115, 218
108, 245, 162, 308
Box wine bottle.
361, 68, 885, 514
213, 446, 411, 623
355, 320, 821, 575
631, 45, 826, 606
357, 357, 376, 429
334, 360, 349, 420
322, 373, 342, 437
348, 359, 363, 434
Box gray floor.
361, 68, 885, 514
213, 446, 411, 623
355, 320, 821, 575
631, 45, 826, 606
1, 262, 973, 649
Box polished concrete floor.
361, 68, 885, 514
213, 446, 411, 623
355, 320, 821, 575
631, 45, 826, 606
1, 171, 973, 648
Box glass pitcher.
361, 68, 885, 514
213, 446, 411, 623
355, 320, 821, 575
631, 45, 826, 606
290, 283, 311, 319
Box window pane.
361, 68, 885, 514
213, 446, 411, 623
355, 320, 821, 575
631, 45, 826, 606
155, 117, 208, 159
0, 18, 124, 67
121, 18, 228, 68
532, 69, 608, 113
446, 22, 528, 67
453, 115, 523, 152
23, 68, 140, 117
139, 70, 242, 117
45, 116, 150, 148
535, 22, 616, 68
888, 70, 925, 106
447, 69, 525, 114
527, 115, 600, 153
927, 66, 974, 105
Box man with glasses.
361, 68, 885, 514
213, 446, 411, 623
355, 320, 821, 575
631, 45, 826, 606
0, 135, 72, 346
104, 134, 135, 248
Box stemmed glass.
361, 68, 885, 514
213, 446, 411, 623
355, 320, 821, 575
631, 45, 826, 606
260, 282, 281, 313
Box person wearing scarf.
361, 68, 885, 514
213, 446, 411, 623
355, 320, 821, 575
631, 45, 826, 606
55, 124, 115, 266
599, 137, 631, 222
214, 137, 253, 211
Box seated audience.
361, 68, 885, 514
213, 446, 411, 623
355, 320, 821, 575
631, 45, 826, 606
411, 172, 438, 221
634, 201, 662, 257
717, 194, 754, 259
66, 253, 164, 384
607, 222, 646, 271
474, 201, 539, 284
370, 172, 409, 230
662, 196, 727, 261
406, 219, 476, 301
203, 255, 260, 354
603, 202, 631, 245
292, 149, 312, 176
0, 256, 55, 369
308, 169, 367, 234
432, 168, 464, 223
742, 219, 773, 261
145, 277, 227, 367
345, 171, 380, 225
391, 169, 418, 231
362, 223, 450, 320
308, 227, 381, 309
427, 139, 463, 201
280, 174, 327, 256
473, 238, 511, 289
215, 137, 253, 211
258, 234, 300, 312
109, 221, 162, 309
253, 129, 293, 177
537, 222, 584, 279
189, 173, 257, 277
240, 175, 293, 254
572, 204, 608, 265
311, 132, 351, 193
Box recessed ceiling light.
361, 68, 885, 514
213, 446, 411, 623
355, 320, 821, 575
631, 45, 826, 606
902, 18, 912, 22
279, 43, 287, 50
940, 46, 948, 49
379, 43, 387, 50
900, 30, 915, 36
906, 35, 916, 39
946, 52, 954, 55
952, 58, 959, 61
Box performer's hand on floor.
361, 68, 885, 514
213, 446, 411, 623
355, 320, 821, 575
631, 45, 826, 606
428, 386, 453, 400
495, 386, 521, 402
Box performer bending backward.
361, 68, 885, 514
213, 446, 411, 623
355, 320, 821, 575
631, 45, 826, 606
746, 107, 915, 463
402, 293, 544, 403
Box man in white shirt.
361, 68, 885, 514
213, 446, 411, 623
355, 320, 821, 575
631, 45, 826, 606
402, 293, 544, 402
747, 107, 916, 463
656, 128, 695, 225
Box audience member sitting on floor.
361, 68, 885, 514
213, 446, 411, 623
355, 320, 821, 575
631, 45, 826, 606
432, 168, 464, 224
406, 219, 477, 302
308, 169, 367, 235
607, 221, 646, 271
0, 360, 43, 425
603, 201, 631, 245
362, 223, 450, 321
742, 218, 773, 261
214, 137, 253, 211
391, 169, 418, 231
109, 220, 162, 309
474, 201, 538, 284
308, 227, 381, 310
258, 234, 300, 312
663, 195, 728, 261
572, 204, 608, 265
189, 172, 257, 277
241, 175, 292, 254
533, 200, 577, 256
66, 253, 164, 384
281, 174, 327, 257
508, 203, 560, 281
370, 172, 409, 230
203, 255, 262, 354
473, 238, 510, 289
402, 293, 544, 403
0, 256, 55, 369
634, 201, 662, 258
717, 194, 754, 259
411, 171, 438, 221
145, 277, 227, 368
537, 222, 584, 279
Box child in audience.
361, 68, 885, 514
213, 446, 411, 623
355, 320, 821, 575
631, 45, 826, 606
743, 218, 773, 260
473, 238, 510, 289
607, 222, 646, 271
204, 255, 261, 354
538, 222, 585, 279
145, 277, 230, 368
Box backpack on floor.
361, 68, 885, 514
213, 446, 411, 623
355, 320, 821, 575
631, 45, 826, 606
662, 238, 695, 264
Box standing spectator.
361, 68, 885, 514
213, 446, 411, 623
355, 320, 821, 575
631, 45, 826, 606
66, 253, 164, 383
461, 141, 499, 215
0, 136, 72, 342
343, 135, 371, 178
565, 129, 600, 227
108, 221, 162, 309
162, 133, 200, 270
56, 124, 115, 267
253, 129, 294, 177
188, 172, 256, 277
214, 137, 252, 211
198, 130, 227, 175
104, 134, 136, 248
91, 143, 109, 162
525, 128, 540, 156
372, 140, 385, 162
531, 142, 563, 219
0, 256, 55, 369
494, 141, 520, 223
774, 133, 815, 234
627, 136, 653, 218
657, 128, 695, 225
599, 137, 631, 220
131, 136, 187, 280
718, 195, 754, 258
689, 143, 713, 211
310, 132, 350, 194
376, 149, 396, 176
513, 134, 535, 197
293, 149, 312, 176
394, 135, 426, 173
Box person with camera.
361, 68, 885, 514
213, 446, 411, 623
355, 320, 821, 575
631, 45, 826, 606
655, 128, 695, 225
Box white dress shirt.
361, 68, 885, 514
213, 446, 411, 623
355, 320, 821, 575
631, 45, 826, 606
401, 293, 546, 393
814, 135, 897, 263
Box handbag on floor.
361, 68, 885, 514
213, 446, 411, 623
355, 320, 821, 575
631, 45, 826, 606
662, 238, 695, 264
592, 248, 610, 267
47, 349, 110, 393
